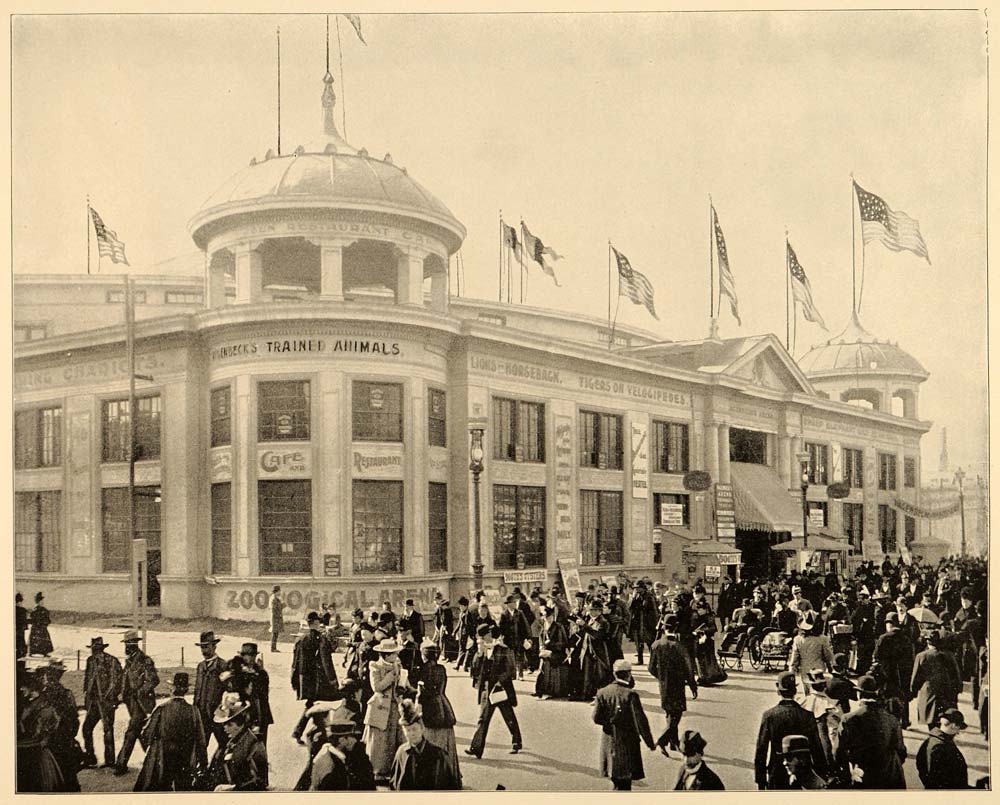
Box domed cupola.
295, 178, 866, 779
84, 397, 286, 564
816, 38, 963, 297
798, 311, 928, 418
189, 68, 465, 312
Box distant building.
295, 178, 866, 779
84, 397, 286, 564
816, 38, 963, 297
13, 69, 933, 620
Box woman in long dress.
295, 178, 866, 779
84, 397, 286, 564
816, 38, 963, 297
691, 599, 727, 685
29, 592, 53, 657
416, 641, 461, 786
536, 605, 571, 699
363, 639, 405, 784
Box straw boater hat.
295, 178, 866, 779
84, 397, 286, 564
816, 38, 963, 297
374, 638, 401, 654
213, 692, 250, 724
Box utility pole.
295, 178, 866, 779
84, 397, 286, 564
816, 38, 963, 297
955, 467, 967, 557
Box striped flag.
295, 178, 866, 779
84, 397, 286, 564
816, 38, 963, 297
854, 181, 930, 264
787, 241, 827, 330
90, 207, 129, 265
521, 222, 562, 286
712, 205, 740, 325
612, 246, 658, 320
502, 222, 521, 262
342, 14, 366, 44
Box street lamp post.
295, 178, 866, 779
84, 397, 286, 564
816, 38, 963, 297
797, 450, 811, 550
469, 428, 485, 592
955, 466, 967, 557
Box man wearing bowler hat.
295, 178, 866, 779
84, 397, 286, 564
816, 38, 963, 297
836, 674, 906, 788
269, 585, 285, 653
648, 613, 698, 756
873, 610, 915, 726
115, 629, 160, 774
916, 707, 970, 788
134, 672, 208, 791
466, 623, 522, 758
781, 734, 827, 789
240, 642, 274, 745
673, 730, 724, 790
82, 635, 123, 768
194, 630, 227, 752
754, 671, 826, 789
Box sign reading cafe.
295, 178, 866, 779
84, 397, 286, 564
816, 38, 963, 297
257, 447, 311, 478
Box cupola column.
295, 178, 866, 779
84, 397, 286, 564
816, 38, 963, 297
396, 247, 426, 306
206, 251, 228, 308
430, 270, 449, 313
233, 242, 263, 304
312, 237, 350, 301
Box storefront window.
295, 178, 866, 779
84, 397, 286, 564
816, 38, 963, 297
258, 381, 310, 442
211, 483, 232, 574
729, 427, 767, 465
843, 502, 864, 550
15, 406, 62, 469
579, 410, 623, 469
653, 420, 689, 473
492, 398, 545, 462
15, 491, 61, 573
878, 453, 897, 491
102, 486, 160, 573
259, 480, 312, 574
806, 442, 829, 485
878, 503, 897, 553
102, 396, 161, 462
352, 382, 403, 442
843, 448, 864, 488
428, 483, 448, 572
428, 388, 447, 447
654, 492, 690, 527
493, 485, 546, 568
211, 387, 231, 447
353, 480, 403, 574
580, 490, 623, 565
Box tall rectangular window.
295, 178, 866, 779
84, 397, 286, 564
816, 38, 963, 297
806, 442, 829, 485
492, 398, 545, 462
258, 381, 310, 442
211, 387, 232, 447
352, 382, 403, 442
428, 388, 447, 447
15, 406, 62, 469
353, 480, 403, 574
844, 448, 864, 488
101, 486, 160, 573
878, 453, 897, 491
102, 396, 162, 462
843, 502, 864, 551
878, 503, 897, 553
653, 421, 689, 474
493, 485, 546, 569
211, 483, 232, 574
580, 490, 623, 565
428, 483, 448, 572
654, 492, 691, 527
259, 480, 312, 574
904, 457, 917, 488
904, 515, 916, 545
579, 410, 623, 469
14, 491, 61, 573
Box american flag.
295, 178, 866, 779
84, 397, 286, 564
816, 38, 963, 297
521, 222, 562, 286
854, 181, 930, 264
90, 207, 129, 265
712, 205, 741, 325
787, 241, 827, 330
612, 246, 658, 320
341, 14, 366, 45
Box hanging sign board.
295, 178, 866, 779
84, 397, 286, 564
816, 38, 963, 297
557, 557, 584, 601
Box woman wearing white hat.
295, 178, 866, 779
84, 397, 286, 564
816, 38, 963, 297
363, 638, 405, 784
207, 692, 268, 791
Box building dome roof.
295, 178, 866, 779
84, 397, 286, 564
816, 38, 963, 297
189, 72, 465, 253
798, 312, 927, 379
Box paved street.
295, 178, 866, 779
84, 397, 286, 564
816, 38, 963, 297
43, 623, 989, 791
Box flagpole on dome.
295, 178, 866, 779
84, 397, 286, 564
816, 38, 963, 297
785, 228, 790, 352
708, 196, 718, 339
851, 173, 857, 314
86, 196, 91, 275
607, 240, 612, 350
609, 241, 622, 348
498, 211, 503, 302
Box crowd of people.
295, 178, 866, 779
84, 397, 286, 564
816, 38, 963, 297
14, 553, 989, 792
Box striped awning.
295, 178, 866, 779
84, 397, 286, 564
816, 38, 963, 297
730, 461, 804, 536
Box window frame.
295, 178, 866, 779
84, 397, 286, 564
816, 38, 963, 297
257, 380, 311, 442
579, 489, 624, 566
258, 479, 312, 575
492, 484, 546, 569
653, 491, 691, 527
14, 490, 62, 573
428, 482, 448, 572
904, 514, 916, 546
210, 386, 232, 448
210, 482, 232, 574
106, 289, 147, 304
491, 397, 545, 463
652, 420, 690, 474
101, 395, 162, 463
427, 388, 447, 448
101, 485, 161, 573
805, 442, 829, 486
903, 457, 917, 489
843, 501, 864, 551
352, 381, 404, 443
352, 480, 404, 574
164, 290, 204, 305
14, 323, 47, 342
579, 409, 624, 470
878, 452, 898, 491
843, 447, 865, 489
878, 503, 897, 553
808, 500, 829, 528
15, 405, 63, 469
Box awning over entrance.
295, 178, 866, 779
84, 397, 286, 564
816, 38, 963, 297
678, 537, 742, 559
769, 535, 849, 552
730, 461, 803, 536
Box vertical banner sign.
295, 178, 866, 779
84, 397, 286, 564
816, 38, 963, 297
715, 483, 736, 539
630, 420, 649, 499
553, 416, 574, 554
556, 557, 583, 600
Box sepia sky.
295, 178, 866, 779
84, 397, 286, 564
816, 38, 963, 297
11, 11, 988, 477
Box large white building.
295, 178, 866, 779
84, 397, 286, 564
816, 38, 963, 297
13, 72, 933, 621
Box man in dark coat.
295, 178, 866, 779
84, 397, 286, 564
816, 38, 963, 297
916, 707, 969, 789
781, 734, 828, 789
239, 643, 274, 744
432, 593, 456, 660
134, 672, 208, 791
872, 612, 914, 726
466, 624, 522, 758
399, 599, 425, 644
753, 671, 826, 789
593, 660, 656, 790
396, 623, 425, 689
851, 587, 878, 674
837, 675, 907, 788
15, 592, 29, 659
673, 729, 724, 790
647, 614, 698, 754
291, 612, 340, 705
454, 596, 478, 672
115, 629, 160, 774
82, 635, 123, 768
193, 630, 227, 753
390, 699, 459, 790
911, 630, 962, 728
627, 582, 658, 665
38, 659, 81, 791
499, 594, 531, 679
308, 706, 377, 790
